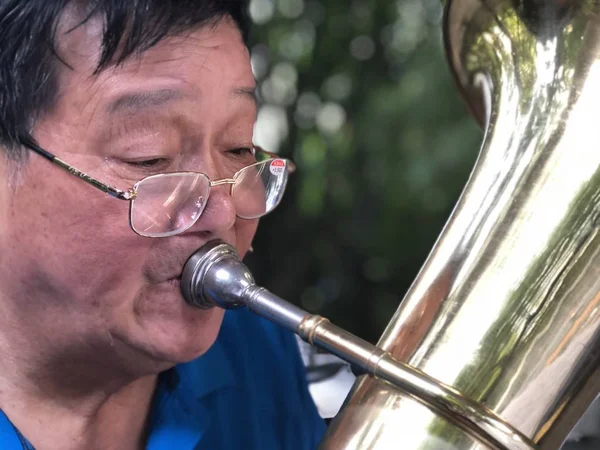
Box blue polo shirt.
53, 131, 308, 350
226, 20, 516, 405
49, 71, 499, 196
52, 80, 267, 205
0, 309, 327, 449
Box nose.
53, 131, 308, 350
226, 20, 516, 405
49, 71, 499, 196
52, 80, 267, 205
187, 182, 237, 236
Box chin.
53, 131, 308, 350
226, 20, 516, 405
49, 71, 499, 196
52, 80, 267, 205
130, 304, 226, 366
171, 308, 225, 362
122, 278, 227, 368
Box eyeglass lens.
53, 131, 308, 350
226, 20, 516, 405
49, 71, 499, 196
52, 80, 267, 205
130, 172, 210, 237
130, 159, 289, 237
233, 159, 287, 219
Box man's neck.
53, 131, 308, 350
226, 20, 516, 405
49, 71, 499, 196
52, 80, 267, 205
0, 371, 159, 450
0, 301, 168, 449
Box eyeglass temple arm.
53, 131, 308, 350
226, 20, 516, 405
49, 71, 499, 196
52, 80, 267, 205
24, 141, 134, 200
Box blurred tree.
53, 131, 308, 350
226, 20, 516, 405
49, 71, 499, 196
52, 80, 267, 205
245, 0, 482, 344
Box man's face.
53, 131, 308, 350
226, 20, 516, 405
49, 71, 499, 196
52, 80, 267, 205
0, 16, 258, 372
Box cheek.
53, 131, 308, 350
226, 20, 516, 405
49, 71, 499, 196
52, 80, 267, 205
235, 218, 258, 257
2, 173, 150, 312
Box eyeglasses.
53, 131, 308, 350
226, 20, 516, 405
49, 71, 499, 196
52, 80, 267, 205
23, 141, 294, 238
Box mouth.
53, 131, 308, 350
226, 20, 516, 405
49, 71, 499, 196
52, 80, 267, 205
154, 238, 236, 288
161, 259, 189, 286
167, 276, 181, 286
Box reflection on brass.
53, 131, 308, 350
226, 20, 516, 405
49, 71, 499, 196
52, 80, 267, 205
183, 240, 534, 449
319, 0, 600, 448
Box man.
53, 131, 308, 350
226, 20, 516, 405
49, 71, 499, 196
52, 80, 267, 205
0, 1, 325, 449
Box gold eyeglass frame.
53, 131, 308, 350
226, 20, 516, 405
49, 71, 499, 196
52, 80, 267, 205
23, 140, 295, 237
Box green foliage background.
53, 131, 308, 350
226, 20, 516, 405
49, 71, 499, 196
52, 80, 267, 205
244, 0, 483, 344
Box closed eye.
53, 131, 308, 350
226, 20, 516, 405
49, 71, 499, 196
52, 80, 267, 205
227, 147, 254, 157
126, 158, 169, 168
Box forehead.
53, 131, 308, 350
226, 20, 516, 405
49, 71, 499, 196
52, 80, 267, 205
52, 14, 254, 119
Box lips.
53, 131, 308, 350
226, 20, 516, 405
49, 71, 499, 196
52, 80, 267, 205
163, 265, 186, 284
147, 237, 235, 285
145, 247, 201, 285
167, 278, 181, 287
160, 267, 183, 284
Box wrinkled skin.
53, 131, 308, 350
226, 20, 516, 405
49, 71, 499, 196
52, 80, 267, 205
0, 13, 257, 450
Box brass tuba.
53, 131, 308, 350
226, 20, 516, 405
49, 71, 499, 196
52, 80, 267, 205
182, 0, 600, 448
321, 0, 600, 448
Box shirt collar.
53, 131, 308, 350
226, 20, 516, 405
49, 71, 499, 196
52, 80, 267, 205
174, 335, 236, 399
146, 334, 236, 450
0, 328, 237, 450
0, 411, 28, 449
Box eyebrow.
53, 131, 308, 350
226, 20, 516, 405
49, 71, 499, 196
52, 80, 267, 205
231, 86, 258, 107
106, 88, 187, 115
106, 85, 257, 117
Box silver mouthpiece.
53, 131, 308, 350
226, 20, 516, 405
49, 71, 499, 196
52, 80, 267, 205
180, 240, 254, 310
181, 239, 309, 331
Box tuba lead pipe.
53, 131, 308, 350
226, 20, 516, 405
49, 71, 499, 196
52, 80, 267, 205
181, 241, 534, 450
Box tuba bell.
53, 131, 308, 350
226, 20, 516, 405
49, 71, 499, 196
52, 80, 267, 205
182, 0, 600, 448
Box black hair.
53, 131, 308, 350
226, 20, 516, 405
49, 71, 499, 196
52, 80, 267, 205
0, 0, 250, 161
